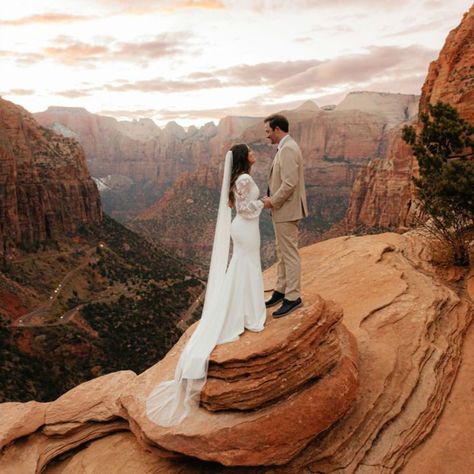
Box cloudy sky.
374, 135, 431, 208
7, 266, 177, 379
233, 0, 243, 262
0, 0, 470, 126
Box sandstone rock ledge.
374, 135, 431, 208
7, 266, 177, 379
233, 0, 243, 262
120, 297, 358, 466
0, 231, 471, 473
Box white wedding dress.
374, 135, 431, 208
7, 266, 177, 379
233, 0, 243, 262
146, 157, 266, 427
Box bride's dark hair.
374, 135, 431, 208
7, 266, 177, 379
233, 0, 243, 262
228, 144, 251, 208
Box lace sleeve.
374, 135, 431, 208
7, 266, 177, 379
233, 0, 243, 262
234, 175, 264, 219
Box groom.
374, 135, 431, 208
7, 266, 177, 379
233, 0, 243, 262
263, 114, 308, 318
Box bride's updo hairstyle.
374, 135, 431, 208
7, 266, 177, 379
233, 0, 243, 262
228, 143, 251, 208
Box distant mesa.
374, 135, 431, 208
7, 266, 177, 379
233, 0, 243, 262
45, 106, 89, 114
336, 91, 419, 126
117, 117, 161, 141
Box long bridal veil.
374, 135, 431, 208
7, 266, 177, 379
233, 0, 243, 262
146, 151, 233, 427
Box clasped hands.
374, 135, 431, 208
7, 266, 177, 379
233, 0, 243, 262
261, 197, 273, 209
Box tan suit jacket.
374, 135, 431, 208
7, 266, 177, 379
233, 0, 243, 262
268, 135, 308, 223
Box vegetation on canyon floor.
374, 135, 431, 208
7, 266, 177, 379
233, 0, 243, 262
0, 216, 203, 402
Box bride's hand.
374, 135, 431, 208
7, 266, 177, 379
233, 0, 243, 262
262, 197, 273, 209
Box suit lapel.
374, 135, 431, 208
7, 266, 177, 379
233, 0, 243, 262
269, 135, 292, 182
268, 149, 277, 181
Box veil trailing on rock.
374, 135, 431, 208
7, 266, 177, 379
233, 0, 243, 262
146, 151, 233, 426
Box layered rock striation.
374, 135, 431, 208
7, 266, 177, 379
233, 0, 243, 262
201, 298, 342, 412
0, 98, 102, 256
0, 231, 471, 473
121, 298, 358, 466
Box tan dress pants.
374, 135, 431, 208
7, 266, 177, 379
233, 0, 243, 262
273, 220, 301, 301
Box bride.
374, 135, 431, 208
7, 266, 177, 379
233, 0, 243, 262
146, 143, 266, 426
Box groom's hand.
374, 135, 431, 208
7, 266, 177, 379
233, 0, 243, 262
263, 197, 273, 209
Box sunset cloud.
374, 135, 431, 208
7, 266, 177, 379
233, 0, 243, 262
271, 45, 437, 95
103, 60, 323, 93
54, 89, 94, 98
383, 16, 461, 38
213, 60, 324, 85
100, 108, 159, 120
3, 89, 35, 96
135, 47, 433, 97
112, 36, 192, 61
0, 50, 45, 66
40, 33, 193, 65
44, 40, 108, 63
244, 0, 412, 12
0, 13, 96, 26
95, 0, 225, 14
106, 77, 223, 93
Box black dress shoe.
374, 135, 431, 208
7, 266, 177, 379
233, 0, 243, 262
272, 298, 302, 318
265, 290, 285, 308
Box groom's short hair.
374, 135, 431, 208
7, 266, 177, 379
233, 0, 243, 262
264, 114, 289, 133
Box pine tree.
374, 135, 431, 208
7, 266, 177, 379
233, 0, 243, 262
402, 102, 474, 265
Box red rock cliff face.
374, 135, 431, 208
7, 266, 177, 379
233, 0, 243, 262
35, 109, 262, 186
342, 125, 415, 231
34, 109, 261, 221
343, 6, 474, 233
0, 98, 102, 255
420, 6, 474, 121
35, 107, 168, 183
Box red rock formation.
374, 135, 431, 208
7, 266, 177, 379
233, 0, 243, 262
35, 109, 263, 187
201, 299, 342, 411
0, 98, 102, 256
342, 124, 415, 231
34, 109, 262, 221
420, 6, 474, 121
0, 231, 471, 472
35, 107, 166, 183
343, 5, 474, 232
121, 298, 358, 467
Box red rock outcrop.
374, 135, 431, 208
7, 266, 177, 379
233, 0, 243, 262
419, 6, 474, 121
342, 124, 416, 231
343, 5, 473, 232
121, 298, 358, 467
201, 299, 342, 411
0, 98, 102, 256
0, 231, 471, 473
